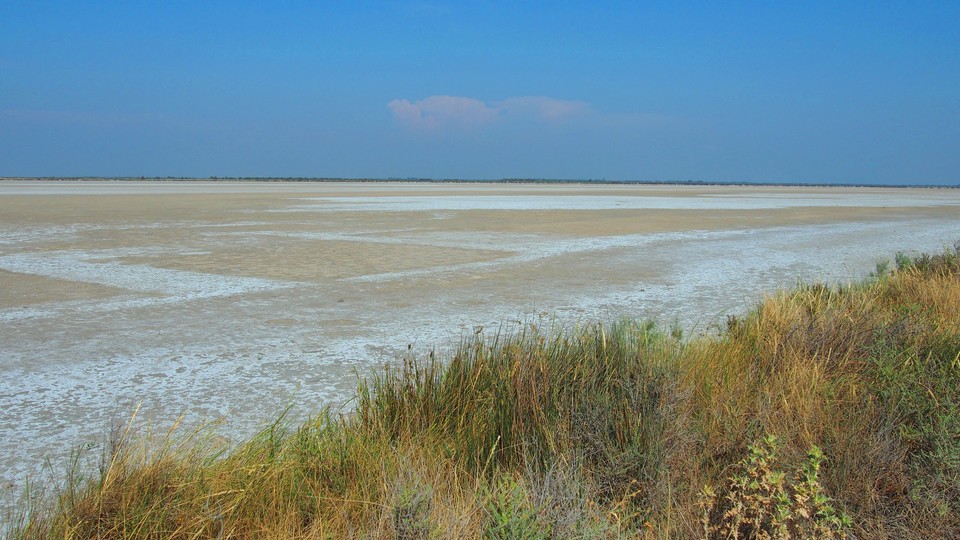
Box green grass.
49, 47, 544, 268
6, 243, 960, 539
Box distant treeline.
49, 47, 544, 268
2, 176, 958, 188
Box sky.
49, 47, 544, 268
1, 1, 958, 184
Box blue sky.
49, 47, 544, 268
1, 2, 958, 184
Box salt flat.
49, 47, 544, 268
1, 180, 958, 499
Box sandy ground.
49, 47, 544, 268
1, 180, 959, 506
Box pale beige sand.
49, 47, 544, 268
0, 270, 129, 307
2, 182, 956, 301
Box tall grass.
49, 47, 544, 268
7, 243, 960, 539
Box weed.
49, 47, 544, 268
483, 477, 545, 540
700, 434, 849, 539
392, 483, 432, 540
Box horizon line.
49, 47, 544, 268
1, 176, 958, 189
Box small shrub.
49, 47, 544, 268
526, 458, 620, 539
895, 252, 913, 271
393, 483, 432, 540
483, 478, 547, 540
872, 259, 891, 279
700, 434, 850, 539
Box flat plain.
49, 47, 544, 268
1, 180, 958, 498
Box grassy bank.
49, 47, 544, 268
7, 244, 960, 539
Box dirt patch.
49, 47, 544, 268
0, 270, 131, 308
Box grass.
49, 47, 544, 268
5, 243, 960, 539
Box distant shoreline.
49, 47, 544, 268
1, 176, 958, 189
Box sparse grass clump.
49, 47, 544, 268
7, 243, 960, 539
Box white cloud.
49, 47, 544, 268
388, 95, 588, 131
498, 96, 589, 120
387, 96, 499, 131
